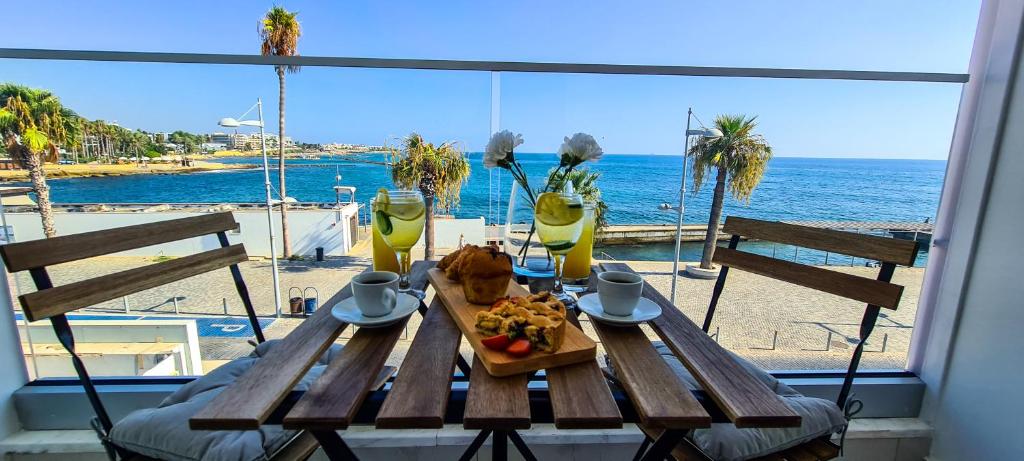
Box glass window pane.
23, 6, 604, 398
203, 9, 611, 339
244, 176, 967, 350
497, 72, 956, 370
1, 58, 489, 378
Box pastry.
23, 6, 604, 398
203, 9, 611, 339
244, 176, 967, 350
474, 293, 567, 353
438, 244, 513, 304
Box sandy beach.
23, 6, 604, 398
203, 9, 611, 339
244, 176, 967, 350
0, 160, 253, 181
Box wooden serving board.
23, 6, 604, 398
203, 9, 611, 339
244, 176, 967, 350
427, 268, 597, 377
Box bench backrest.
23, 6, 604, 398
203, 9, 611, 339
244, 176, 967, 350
0, 212, 262, 444
705, 216, 920, 409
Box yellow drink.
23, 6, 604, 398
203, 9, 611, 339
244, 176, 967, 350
534, 192, 584, 299
372, 189, 425, 290
371, 213, 400, 272
534, 194, 584, 255
562, 203, 595, 279
374, 199, 425, 252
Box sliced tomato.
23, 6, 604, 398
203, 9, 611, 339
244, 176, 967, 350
506, 338, 532, 357
489, 297, 510, 311
482, 334, 511, 351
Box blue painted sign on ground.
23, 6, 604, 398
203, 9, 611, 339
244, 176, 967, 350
15, 314, 274, 338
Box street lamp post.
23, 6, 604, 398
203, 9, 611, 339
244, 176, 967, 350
667, 108, 722, 306
219, 99, 283, 318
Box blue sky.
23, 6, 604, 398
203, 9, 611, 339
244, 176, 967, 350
0, 1, 980, 158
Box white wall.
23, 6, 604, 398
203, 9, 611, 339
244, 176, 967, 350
424, 217, 486, 249
20, 320, 203, 377
920, 1, 1024, 459
3, 207, 485, 257
3, 205, 360, 257
0, 270, 29, 438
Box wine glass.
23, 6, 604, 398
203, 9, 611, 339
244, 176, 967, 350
372, 190, 426, 296
534, 191, 585, 302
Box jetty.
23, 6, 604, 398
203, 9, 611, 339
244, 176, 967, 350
487, 220, 934, 245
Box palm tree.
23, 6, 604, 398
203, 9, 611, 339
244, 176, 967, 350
688, 114, 773, 270
0, 84, 78, 237
389, 133, 471, 259
259, 6, 301, 258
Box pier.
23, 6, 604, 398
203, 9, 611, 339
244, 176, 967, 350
487, 220, 934, 245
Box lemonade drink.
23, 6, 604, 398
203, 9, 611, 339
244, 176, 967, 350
534, 191, 584, 299
534, 193, 585, 255
562, 203, 595, 280
372, 189, 426, 290
371, 213, 401, 272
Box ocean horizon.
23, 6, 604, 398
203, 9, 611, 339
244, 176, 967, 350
36, 153, 945, 227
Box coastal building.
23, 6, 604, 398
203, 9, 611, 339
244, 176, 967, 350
212, 132, 295, 150
209, 132, 232, 146
201, 142, 227, 152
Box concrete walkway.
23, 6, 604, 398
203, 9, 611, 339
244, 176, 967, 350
12, 254, 923, 374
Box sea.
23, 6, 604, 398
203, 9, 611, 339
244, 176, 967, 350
38, 153, 945, 266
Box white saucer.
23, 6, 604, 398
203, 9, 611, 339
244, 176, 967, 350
330, 293, 419, 328
577, 293, 662, 326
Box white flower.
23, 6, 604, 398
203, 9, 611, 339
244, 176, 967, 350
484, 130, 523, 168
558, 132, 603, 165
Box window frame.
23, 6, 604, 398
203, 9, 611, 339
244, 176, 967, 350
0, 47, 967, 426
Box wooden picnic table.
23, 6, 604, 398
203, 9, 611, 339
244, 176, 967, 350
189, 260, 800, 461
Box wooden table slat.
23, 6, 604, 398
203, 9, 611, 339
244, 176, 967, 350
463, 356, 530, 430
590, 317, 711, 429
189, 281, 353, 430
281, 261, 436, 430
545, 310, 623, 429
375, 298, 462, 429
600, 262, 802, 429
190, 261, 435, 430
282, 315, 411, 430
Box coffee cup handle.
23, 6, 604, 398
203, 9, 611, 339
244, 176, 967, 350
381, 288, 397, 311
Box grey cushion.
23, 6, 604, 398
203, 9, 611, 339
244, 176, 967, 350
109, 339, 344, 461
606, 342, 845, 461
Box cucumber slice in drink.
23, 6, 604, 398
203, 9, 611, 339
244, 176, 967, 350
375, 210, 393, 235
545, 240, 576, 252
374, 188, 424, 221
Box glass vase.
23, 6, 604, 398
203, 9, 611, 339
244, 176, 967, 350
504, 182, 555, 278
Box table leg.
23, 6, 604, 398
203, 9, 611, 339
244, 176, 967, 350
457, 429, 491, 461
493, 430, 508, 461
639, 429, 687, 461
456, 354, 472, 377
310, 430, 359, 461
632, 436, 652, 461
509, 430, 538, 461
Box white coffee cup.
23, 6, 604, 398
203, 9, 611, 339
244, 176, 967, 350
352, 271, 399, 317
597, 271, 643, 316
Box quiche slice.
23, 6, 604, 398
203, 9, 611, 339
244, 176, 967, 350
473, 293, 567, 353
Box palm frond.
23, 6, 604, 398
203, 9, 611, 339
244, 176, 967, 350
686, 113, 773, 203
259, 6, 302, 73
21, 128, 49, 153
389, 133, 471, 213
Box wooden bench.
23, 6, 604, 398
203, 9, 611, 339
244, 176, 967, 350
0, 212, 319, 460
624, 216, 919, 460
